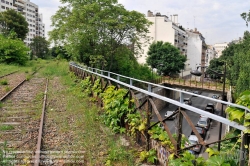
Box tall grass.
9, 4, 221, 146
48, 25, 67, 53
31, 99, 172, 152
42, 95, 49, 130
40, 60, 138, 165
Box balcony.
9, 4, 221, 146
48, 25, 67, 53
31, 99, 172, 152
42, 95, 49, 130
13, 1, 24, 8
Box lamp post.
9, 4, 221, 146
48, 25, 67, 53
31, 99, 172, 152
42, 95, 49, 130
190, 62, 226, 151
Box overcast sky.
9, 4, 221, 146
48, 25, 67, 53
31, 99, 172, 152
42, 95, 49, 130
32, 0, 250, 45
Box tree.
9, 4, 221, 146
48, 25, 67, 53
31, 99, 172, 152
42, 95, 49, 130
206, 58, 224, 80
49, 0, 152, 72
29, 36, 50, 59
50, 46, 71, 60
0, 34, 29, 65
146, 41, 186, 77
0, 9, 28, 40
230, 31, 250, 94
241, 10, 250, 27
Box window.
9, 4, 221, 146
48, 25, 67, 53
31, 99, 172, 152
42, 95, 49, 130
1, 0, 5, 3
1, 5, 5, 9
10, 3, 12, 5
6, 1, 9, 5
6, 7, 9, 10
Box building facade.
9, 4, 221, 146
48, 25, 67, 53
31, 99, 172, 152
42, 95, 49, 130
139, 10, 190, 77
206, 45, 217, 65
186, 28, 207, 76
0, 0, 45, 45
213, 42, 228, 58
140, 10, 208, 78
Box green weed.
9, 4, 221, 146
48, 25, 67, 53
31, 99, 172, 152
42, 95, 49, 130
0, 79, 8, 85
0, 125, 14, 131
4, 86, 10, 92
0, 141, 15, 166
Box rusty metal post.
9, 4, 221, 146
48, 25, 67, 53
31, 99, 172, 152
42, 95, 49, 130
239, 133, 246, 166
146, 97, 151, 151
177, 108, 183, 153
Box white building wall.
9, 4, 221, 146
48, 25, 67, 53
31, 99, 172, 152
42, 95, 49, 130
206, 45, 217, 65
138, 16, 175, 64
0, 0, 15, 12
0, 0, 45, 45
186, 31, 202, 71
139, 12, 187, 66
213, 42, 228, 58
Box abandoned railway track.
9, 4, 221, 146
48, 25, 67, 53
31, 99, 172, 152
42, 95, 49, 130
0, 72, 27, 100
0, 72, 48, 165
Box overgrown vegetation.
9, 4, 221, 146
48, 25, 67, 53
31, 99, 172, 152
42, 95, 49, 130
35, 60, 139, 165
207, 11, 250, 96
0, 142, 15, 166
146, 41, 187, 77
49, 0, 155, 81
0, 79, 8, 85
0, 34, 29, 65
0, 125, 14, 131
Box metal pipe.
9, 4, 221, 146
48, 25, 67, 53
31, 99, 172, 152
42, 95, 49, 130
218, 62, 226, 151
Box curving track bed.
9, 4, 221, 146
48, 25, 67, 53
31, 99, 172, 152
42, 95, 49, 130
0, 72, 27, 100
0, 73, 47, 165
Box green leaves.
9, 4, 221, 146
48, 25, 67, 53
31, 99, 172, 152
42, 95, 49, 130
146, 41, 187, 76
101, 85, 136, 133
206, 155, 230, 166
241, 11, 250, 27
139, 149, 157, 164
0, 9, 28, 40
30, 36, 50, 59
226, 107, 244, 122
205, 148, 220, 158
0, 34, 29, 65
49, 0, 152, 75
168, 151, 203, 166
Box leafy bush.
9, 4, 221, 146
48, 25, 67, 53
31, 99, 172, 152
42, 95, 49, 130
0, 34, 29, 65
0, 79, 8, 85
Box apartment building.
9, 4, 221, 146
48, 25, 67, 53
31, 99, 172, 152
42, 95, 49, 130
213, 42, 228, 58
206, 45, 217, 65
138, 11, 188, 64
0, 0, 45, 45
0, 0, 15, 11
186, 28, 207, 74
139, 10, 209, 78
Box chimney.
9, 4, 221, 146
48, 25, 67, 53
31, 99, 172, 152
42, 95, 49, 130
173, 14, 178, 24
156, 12, 161, 16
147, 10, 154, 17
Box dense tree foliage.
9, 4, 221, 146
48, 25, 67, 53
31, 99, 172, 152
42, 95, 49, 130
49, 0, 152, 75
206, 58, 224, 79
146, 41, 186, 77
231, 32, 250, 94
207, 31, 250, 95
0, 9, 28, 40
50, 46, 71, 60
29, 36, 50, 59
0, 34, 29, 65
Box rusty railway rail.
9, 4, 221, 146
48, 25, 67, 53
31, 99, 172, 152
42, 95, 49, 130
0, 70, 19, 78
33, 78, 49, 166
0, 78, 26, 101
0, 72, 48, 165
0, 69, 41, 101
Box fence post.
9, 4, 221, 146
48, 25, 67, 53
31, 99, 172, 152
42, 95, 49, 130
146, 97, 151, 151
